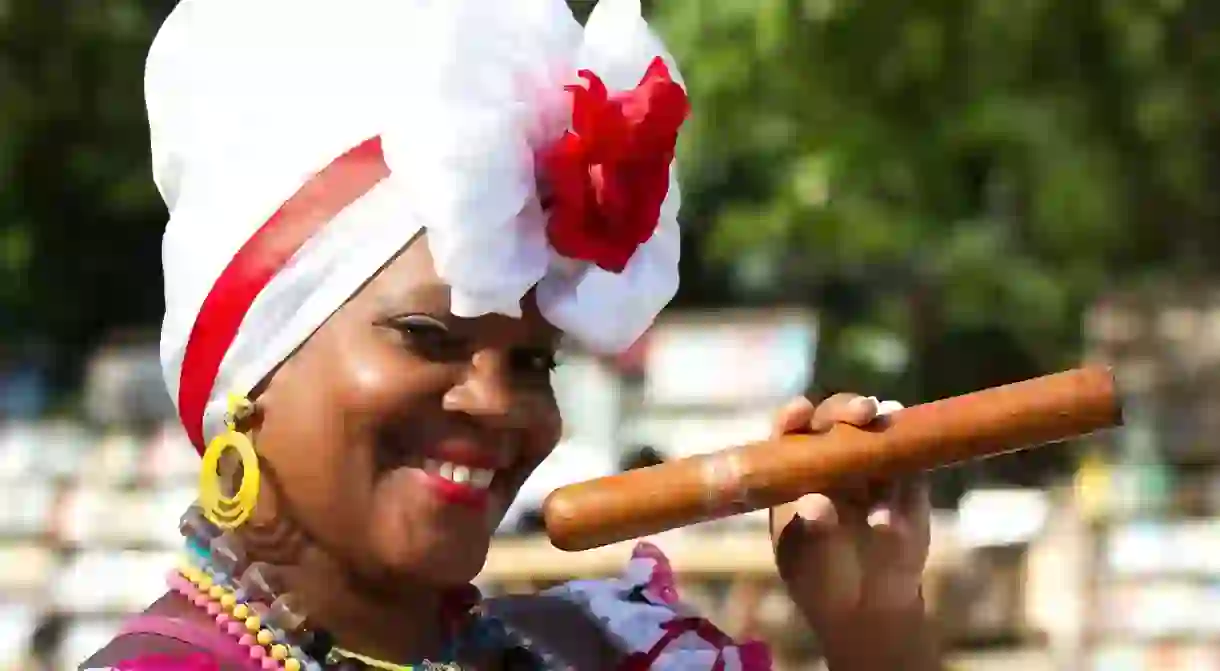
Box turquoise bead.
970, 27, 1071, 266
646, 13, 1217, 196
186, 538, 210, 562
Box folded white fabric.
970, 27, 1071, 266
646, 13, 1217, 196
149, 0, 688, 447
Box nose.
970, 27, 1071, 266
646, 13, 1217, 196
441, 349, 532, 428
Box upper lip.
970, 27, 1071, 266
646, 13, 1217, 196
378, 417, 521, 473
420, 432, 516, 471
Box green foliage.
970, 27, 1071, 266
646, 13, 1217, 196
0, 1, 174, 377
1, 0, 1217, 427
654, 0, 1220, 398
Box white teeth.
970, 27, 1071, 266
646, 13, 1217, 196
425, 461, 495, 489
471, 469, 494, 488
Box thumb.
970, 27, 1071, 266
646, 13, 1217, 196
774, 505, 863, 617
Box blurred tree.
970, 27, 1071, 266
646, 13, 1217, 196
1, 0, 1217, 458
0, 0, 177, 387
655, 0, 1220, 384
654, 0, 1220, 489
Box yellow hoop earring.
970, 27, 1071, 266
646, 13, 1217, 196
199, 394, 261, 530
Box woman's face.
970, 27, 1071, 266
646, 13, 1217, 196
251, 235, 562, 585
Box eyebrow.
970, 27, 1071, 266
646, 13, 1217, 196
375, 281, 452, 314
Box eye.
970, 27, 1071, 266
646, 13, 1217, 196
511, 348, 560, 376
383, 315, 467, 359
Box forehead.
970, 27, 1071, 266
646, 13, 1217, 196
356, 234, 558, 338
366, 236, 447, 308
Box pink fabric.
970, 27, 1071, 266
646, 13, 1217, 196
113, 544, 771, 671
544, 542, 773, 670
113, 653, 219, 671
115, 616, 260, 671
631, 543, 772, 670
633, 541, 681, 605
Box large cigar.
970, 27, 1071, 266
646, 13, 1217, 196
543, 366, 1122, 551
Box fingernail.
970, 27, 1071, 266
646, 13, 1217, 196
867, 505, 893, 528
877, 400, 904, 416
850, 396, 877, 413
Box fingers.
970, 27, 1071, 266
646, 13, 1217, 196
773, 502, 862, 609
895, 476, 932, 545
771, 391, 924, 536
859, 476, 929, 527
774, 393, 903, 437
770, 490, 841, 561
865, 477, 932, 570
776, 479, 930, 555
788, 492, 839, 529
811, 393, 881, 431
771, 392, 904, 513
770, 396, 815, 438
866, 481, 898, 528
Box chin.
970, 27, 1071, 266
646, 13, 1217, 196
365, 468, 509, 584
424, 548, 491, 586
376, 530, 493, 586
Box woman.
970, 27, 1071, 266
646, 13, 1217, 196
82, 0, 939, 668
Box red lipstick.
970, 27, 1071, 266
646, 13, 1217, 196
420, 473, 490, 509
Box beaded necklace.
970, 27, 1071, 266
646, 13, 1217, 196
176, 506, 550, 671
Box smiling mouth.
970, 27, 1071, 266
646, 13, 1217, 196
426, 459, 496, 488
419, 459, 500, 509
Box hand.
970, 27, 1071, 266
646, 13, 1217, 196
769, 393, 934, 665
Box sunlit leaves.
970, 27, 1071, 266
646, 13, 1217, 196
653, 0, 1219, 383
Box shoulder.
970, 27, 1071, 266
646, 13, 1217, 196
77, 596, 250, 671
492, 542, 773, 671
78, 633, 244, 671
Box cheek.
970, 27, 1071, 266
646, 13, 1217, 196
255, 346, 432, 555
500, 403, 563, 497
255, 378, 367, 539
525, 402, 563, 462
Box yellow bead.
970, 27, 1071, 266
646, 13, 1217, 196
284, 659, 301, 671
197, 576, 213, 590
270, 645, 288, 660
256, 629, 274, 646
232, 604, 249, 619
244, 616, 261, 633
208, 585, 225, 599
220, 594, 237, 610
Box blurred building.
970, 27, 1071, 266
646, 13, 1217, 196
1074, 284, 1220, 668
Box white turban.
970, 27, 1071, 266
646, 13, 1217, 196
148, 0, 687, 450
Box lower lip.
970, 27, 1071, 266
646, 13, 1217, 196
419, 472, 491, 509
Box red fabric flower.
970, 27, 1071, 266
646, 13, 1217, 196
542, 56, 690, 274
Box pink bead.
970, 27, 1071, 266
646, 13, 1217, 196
206, 602, 222, 616
192, 594, 211, 607
232, 624, 250, 639
238, 634, 255, 646
249, 646, 266, 660
261, 658, 278, 670
215, 613, 231, 626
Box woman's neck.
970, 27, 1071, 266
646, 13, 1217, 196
286, 548, 453, 665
